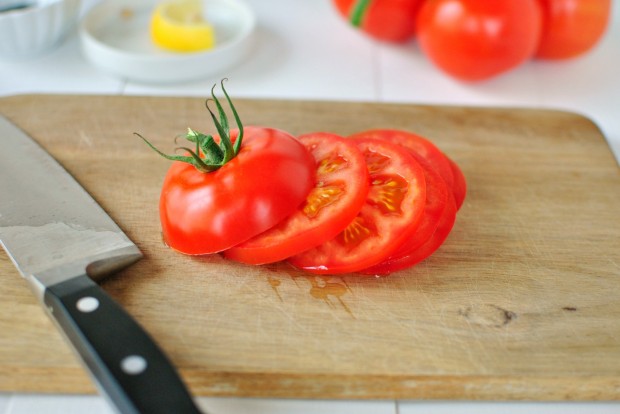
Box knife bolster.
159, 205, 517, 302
24, 245, 142, 302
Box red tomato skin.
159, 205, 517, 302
416, 0, 543, 81
160, 127, 316, 255
535, 0, 611, 59
333, 0, 425, 43
224, 132, 369, 265
363, 193, 457, 275
288, 137, 426, 275
448, 156, 466, 210
381, 155, 449, 259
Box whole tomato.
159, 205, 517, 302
158, 127, 315, 255
333, 0, 425, 42
140, 82, 316, 255
416, 0, 543, 81
535, 0, 611, 59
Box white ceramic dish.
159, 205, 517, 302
0, 0, 81, 59
79, 0, 256, 83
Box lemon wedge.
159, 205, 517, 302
150, 0, 216, 53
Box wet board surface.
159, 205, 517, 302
0, 94, 619, 400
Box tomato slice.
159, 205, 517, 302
224, 132, 369, 265
349, 129, 454, 189
288, 138, 426, 275
159, 127, 316, 255
362, 193, 457, 275
350, 129, 467, 211
377, 155, 450, 261
448, 156, 466, 210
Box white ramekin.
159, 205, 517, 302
0, 0, 81, 59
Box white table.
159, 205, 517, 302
1, 1, 619, 413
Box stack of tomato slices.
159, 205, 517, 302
160, 129, 465, 276
143, 84, 465, 276
227, 129, 465, 276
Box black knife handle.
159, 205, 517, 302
43, 274, 202, 414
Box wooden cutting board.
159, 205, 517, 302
0, 94, 619, 401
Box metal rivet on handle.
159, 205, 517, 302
121, 355, 148, 375
76, 296, 99, 313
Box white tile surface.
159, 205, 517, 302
0, 394, 10, 414
6, 394, 114, 414
0, 31, 124, 97
398, 401, 620, 414
0, 0, 619, 413
5, 396, 620, 414
1, 394, 396, 414
124, 0, 378, 101
198, 397, 395, 414
378, 40, 544, 107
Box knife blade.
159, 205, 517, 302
0, 115, 202, 414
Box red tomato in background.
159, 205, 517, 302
288, 138, 426, 274
224, 132, 369, 265
416, 0, 543, 81
160, 127, 315, 255
333, 0, 425, 42
535, 0, 611, 59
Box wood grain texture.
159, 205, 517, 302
0, 95, 619, 400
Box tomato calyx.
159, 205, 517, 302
137, 79, 244, 173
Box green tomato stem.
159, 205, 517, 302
350, 0, 372, 27
137, 78, 244, 173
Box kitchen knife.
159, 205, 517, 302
0, 115, 202, 414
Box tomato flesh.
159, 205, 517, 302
160, 127, 315, 255
382, 156, 449, 259
363, 193, 457, 275
349, 129, 454, 189
352, 129, 465, 275
224, 132, 369, 264
288, 138, 426, 274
